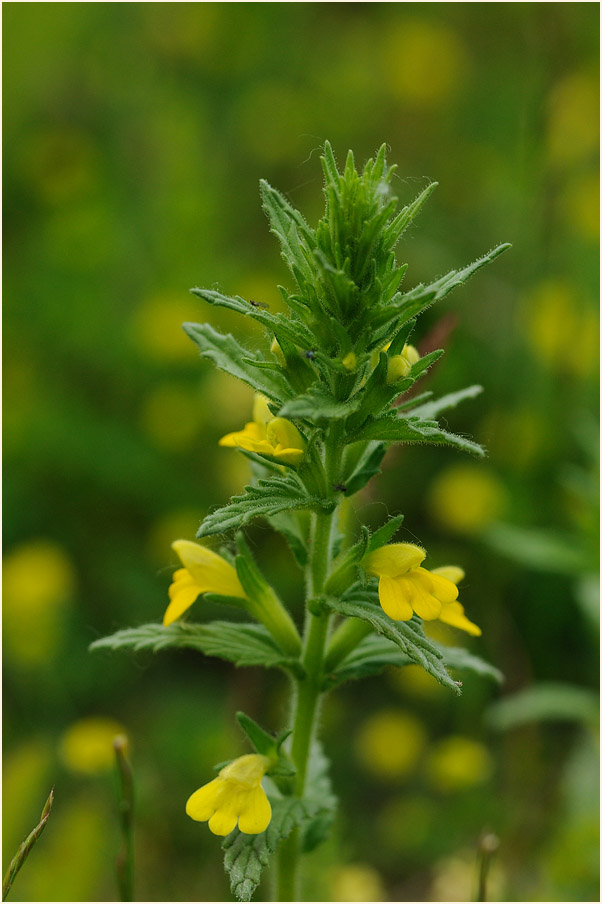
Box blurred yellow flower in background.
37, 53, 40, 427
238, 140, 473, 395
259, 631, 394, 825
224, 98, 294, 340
522, 279, 599, 378
427, 464, 505, 534
186, 753, 272, 835
131, 293, 205, 362
355, 710, 426, 780
330, 863, 385, 902
425, 735, 493, 793
60, 717, 126, 774
547, 70, 599, 167
381, 19, 468, 106
3, 540, 75, 666
140, 382, 203, 452
164, 539, 246, 626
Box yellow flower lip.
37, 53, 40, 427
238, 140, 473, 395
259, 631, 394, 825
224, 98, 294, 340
186, 753, 272, 836
363, 544, 479, 633
162, 540, 246, 626
219, 400, 306, 466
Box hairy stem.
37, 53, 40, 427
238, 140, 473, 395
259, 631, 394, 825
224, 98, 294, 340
276, 431, 343, 901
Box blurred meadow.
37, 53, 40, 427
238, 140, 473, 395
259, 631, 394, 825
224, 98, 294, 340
2, 3, 599, 902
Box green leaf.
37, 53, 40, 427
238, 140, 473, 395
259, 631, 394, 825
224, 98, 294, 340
236, 712, 280, 758
278, 384, 362, 422
222, 745, 335, 901
323, 633, 414, 689
367, 514, 405, 552
260, 181, 317, 288
89, 622, 302, 674
265, 510, 309, 567
486, 683, 599, 731
354, 414, 485, 456
322, 585, 461, 693
190, 287, 314, 350
324, 633, 503, 690
343, 441, 387, 496
197, 475, 334, 538
405, 384, 483, 420
434, 644, 504, 685
182, 322, 290, 402
374, 243, 511, 328
384, 181, 438, 249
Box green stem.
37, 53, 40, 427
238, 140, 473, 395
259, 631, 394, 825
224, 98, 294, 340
323, 618, 372, 672
276, 432, 343, 901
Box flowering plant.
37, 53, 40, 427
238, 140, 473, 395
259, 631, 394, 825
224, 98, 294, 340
92, 143, 508, 901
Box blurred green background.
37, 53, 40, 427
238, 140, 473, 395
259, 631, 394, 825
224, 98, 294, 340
3, 3, 599, 901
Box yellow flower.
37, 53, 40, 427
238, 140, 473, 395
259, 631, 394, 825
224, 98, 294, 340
163, 540, 246, 627
186, 753, 272, 836
219, 394, 306, 465
342, 351, 357, 372
363, 543, 458, 621
386, 344, 420, 384
430, 566, 481, 636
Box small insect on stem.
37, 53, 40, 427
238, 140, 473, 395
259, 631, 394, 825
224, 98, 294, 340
304, 350, 316, 359
248, 299, 270, 309
333, 484, 347, 493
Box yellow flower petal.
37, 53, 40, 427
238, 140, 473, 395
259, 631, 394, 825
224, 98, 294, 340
364, 543, 425, 578
406, 572, 442, 620
219, 421, 266, 450
237, 786, 272, 834
266, 418, 306, 455
439, 601, 482, 636
220, 754, 270, 786
208, 797, 240, 836
163, 584, 203, 626
431, 565, 465, 585
253, 394, 273, 425
168, 568, 197, 600
417, 567, 459, 604
272, 447, 305, 465
186, 778, 222, 822
378, 575, 414, 620
172, 540, 245, 599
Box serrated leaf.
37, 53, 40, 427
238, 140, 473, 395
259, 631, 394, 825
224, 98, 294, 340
197, 475, 334, 538
261, 181, 317, 288
405, 384, 483, 420
279, 384, 362, 422
433, 643, 504, 685
322, 585, 460, 693
324, 633, 503, 690
222, 745, 335, 901
354, 414, 485, 456
374, 243, 511, 329
343, 441, 387, 496
384, 181, 438, 249
190, 288, 314, 350
89, 622, 302, 673
182, 322, 290, 401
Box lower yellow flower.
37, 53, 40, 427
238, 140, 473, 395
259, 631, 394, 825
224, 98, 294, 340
163, 540, 246, 626
430, 566, 482, 636
186, 754, 272, 836
364, 543, 458, 621
219, 394, 306, 465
